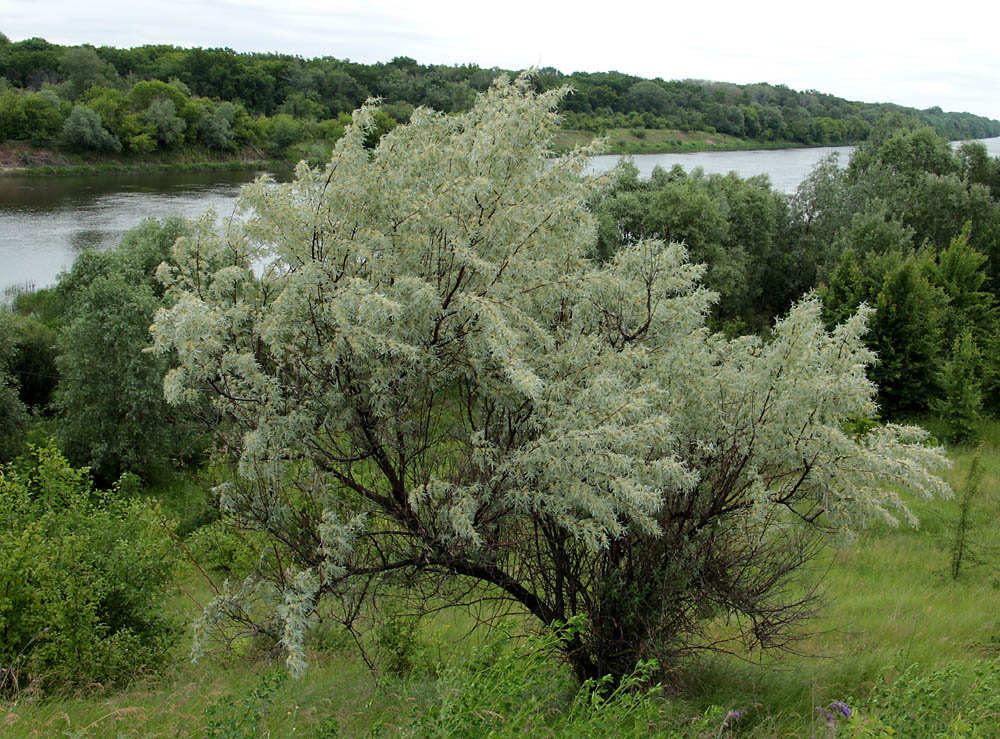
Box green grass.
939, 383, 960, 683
2, 159, 283, 178
4, 421, 1000, 736
552, 127, 815, 155
0, 140, 286, 177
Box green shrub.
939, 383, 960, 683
375, 615, 431, 678
186, 517, 267, 577
204, 669, 288, 738
53, 217, 197, 483
847, 661, 1000, 736
5, 314, 59, 410
0, 313, 28, 463
11, 284, 65, 328
0, 443, 180, 694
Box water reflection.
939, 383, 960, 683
70, 230, 108, 252
0, 168, 285, 291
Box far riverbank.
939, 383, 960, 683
2, 130, 830, 177
0, 141, 283, 178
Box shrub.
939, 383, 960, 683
62, 104, 121, 152
5, 314, 59, 410
144, 96, 186, 146
0, 444, 180, 694
846, 661, 1000, 736
153, 74, 949, 686
390, 619, 668, 737
199, 102, 237, 151
0, 314, 28, 463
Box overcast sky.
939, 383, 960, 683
6, 0, 1000, 120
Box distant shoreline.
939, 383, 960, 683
0, 132, 820, 177
3, 131, 993, 177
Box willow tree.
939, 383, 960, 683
152, 75, 949, 683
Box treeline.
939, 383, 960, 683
0, 36, 397, 162
547, 72, 1000, 144
2, 33, 998, 160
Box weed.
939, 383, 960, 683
203, 669, 287, 738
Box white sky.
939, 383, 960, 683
5, 0, 1000, 120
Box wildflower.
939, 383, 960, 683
831, 700, 851, 718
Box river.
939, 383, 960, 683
3, 137, 999, 295
584, 144, 855, 192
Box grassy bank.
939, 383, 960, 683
1, 159, 286, 177
0, 141, 282, 177
3, 420, 998, 736
0, 130, 818, 176
553, 128, 819, 155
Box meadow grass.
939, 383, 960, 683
4, 422, 1000, 736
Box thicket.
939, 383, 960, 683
52, 216, 200, 483
0, 444, 179, 695
0, 314, 28, 462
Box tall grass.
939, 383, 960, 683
4, 422, 1000, 736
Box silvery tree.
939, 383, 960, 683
152, 76, 949, 683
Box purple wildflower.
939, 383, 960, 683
831, 700, 852, 718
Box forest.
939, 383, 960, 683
2, 33, 1000, 169
2, 74, 1000, 736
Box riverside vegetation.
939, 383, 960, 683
2, 32, 1000, 173
2, 76, 1000, 736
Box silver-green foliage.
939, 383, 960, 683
62, 104, 121, 152
152, 75, 950, 681
144, 96, 186, 146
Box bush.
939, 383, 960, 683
153, 75, 949, 685
199, 102, 237, 151
0, 314, 28, 463
844, 661, 1000, 736
144, 96, 186, 146
5, 314, 59, 410
389, 619, 668, 737
0, 444, 180, 694
62, 104, 121, 152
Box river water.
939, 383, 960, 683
3, 137, 999, 295
583, 144, 855, 192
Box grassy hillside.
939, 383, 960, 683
4, 423, 998, 737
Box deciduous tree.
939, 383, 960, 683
55, 217, 193, 482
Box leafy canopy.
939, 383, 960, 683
153, 75, 949, 682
